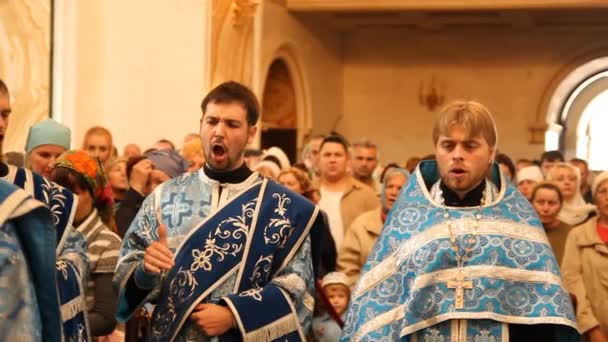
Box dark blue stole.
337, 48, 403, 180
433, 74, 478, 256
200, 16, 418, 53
11, 166, 76, 251
149, 179, 317, 341
9, 166, 88, 340
56, 259, 89, 341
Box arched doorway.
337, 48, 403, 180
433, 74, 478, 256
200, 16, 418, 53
545, 56, 608, 170
260, 59, 298, 163
575, 87, 608, 170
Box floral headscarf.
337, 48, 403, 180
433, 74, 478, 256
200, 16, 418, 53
55, 150, 114, 206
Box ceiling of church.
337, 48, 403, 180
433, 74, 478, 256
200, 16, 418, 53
290, 9, 608, 32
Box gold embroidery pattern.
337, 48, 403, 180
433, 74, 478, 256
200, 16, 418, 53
239, 287, 263, 302
264, 193, 294, 248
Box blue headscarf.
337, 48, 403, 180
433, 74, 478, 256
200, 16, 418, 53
145, 149, 189, 178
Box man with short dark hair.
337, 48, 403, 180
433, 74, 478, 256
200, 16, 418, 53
317, 135, 379, 251
115, 81, 320, 341
343, 100, 578, 341
540, 150, 565, 177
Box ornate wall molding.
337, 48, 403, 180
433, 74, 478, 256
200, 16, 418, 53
0, 0, 51, 153
211, 0, 259, 88
287, 0, 608, 11
260, 43, 312, 150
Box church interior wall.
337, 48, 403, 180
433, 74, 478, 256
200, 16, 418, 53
261, 2, 343, 142
339, 26, 608, 164
71, 0, 209, 152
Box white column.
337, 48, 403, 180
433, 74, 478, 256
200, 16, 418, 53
52, 0, 78, 142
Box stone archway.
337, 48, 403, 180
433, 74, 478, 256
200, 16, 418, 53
260, 58, 298, 163
544, 56, 608, 163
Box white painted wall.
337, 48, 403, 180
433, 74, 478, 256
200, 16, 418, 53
53, 0, 211, 153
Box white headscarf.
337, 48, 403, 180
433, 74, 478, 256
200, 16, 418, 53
547, 162, 596, 225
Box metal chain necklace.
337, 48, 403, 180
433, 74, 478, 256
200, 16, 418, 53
439, 187, 486, 309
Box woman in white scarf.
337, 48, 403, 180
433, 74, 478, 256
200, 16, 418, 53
547, 162, 596, 225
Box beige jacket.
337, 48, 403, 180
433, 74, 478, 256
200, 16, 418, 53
337, 177, 380, 233
337, 207, 384, 287
561, 217, 608, 334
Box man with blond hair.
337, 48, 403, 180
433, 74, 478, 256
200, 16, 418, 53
342, 100, 579, 341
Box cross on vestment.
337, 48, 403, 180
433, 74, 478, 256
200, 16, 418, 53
447, 270, 473, 309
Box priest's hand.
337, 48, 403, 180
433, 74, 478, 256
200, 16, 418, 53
143, 224, 174, 274
190, 303, 236, 336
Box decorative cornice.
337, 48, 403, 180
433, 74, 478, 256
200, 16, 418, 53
232, 0, 258, 27
287, 0, 608, 12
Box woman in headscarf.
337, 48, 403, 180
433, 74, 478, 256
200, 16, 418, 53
547, 162, 595, 226
337, 167, 409, 286
561, 171, 608, 341
51, 150, 122, 337
25, 119, 71, 179
530, 182, 572, 265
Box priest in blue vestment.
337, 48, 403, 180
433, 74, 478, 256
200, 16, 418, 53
0, 180, 62, 341
342, 101, 580, 341
115, 81, 320, 341
0, 79, 90, 340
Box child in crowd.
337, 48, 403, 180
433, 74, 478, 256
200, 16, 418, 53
313, 272, 350, 342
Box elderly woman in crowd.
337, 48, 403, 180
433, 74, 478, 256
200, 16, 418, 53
547, 162, 596, 226
561, 171, 608, 342
337, 167, 409, 286
51, 150, 122, 337
530, 182, 572, 265
517, 165, 544, 201
25, 119, 71, 179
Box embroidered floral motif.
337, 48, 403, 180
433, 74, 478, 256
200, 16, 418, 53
239, 287, 263, 302
155, 199, 257, 337
423, 328, 445, 342
250, 255, 273, 288
264, 193, 294, 247
170, 267, 198, 305
56, 260, 69, 280
474, 330, 496, 342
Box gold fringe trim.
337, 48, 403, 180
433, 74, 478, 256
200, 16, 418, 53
244, 314, 299, 342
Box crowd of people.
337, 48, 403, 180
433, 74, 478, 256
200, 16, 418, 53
1, 77, 607, 342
